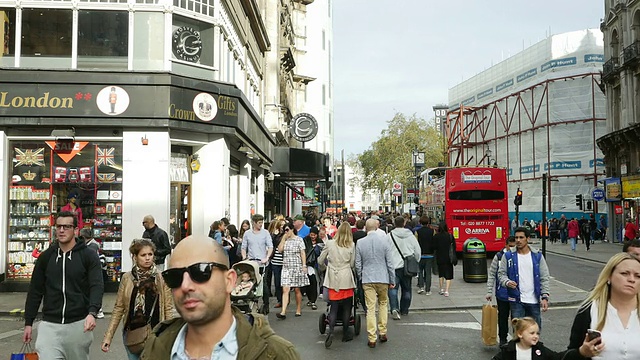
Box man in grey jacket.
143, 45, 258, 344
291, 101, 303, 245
355, 219, 396, 348
387, 216, 421, 319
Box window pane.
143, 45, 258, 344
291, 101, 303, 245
1, 8, 15, 67
78, 11, 128, 70
132, 12, 164, 70
21, 9, 72, 68
172, 15, 214, 67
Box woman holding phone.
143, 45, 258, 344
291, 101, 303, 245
567, 252, 640, 359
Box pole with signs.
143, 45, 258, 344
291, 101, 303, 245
542, 173, 547, 258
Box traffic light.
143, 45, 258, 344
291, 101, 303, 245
314, 185, 320, 202
575, 194, 583, 209
586, 200, 592, 211
514, 188, 523, 206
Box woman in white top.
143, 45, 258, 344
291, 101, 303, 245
568, 252, 640, 359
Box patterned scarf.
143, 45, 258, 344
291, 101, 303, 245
132, 264, 157, 316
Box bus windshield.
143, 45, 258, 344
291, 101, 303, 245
449, 190, 505, 201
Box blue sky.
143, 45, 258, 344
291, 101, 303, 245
332, 0, 605, 157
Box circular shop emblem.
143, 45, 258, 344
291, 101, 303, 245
289, 113, 318, 142
192, 93, 217, 122
172, 26, 203, 63
96, 86, 130, 116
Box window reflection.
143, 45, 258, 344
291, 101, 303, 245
21, 9, 72, 57
1, 8, 15, 67
78, 11, 128, 69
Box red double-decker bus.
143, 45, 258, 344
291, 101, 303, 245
420, 167, 508, 253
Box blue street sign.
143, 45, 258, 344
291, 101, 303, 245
591, 188, 605, 201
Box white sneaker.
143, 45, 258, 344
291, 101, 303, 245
97, 309, 105, 319
392, 309, 401, 320
417, 288, 425, 294
425, 291, 432, 296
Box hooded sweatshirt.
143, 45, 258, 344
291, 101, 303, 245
387, 227, 421, 270
24, 240, 104, 326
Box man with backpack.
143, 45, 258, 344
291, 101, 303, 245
486, 236, 517, 347
23, 211, 104, 359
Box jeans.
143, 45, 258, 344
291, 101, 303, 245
560, 229, 567, 244
357, 279, 367, 313
388, 268, 412, 315
363, 283, 389, 342
497, 299, 510, 343
570, 237, 576, 251
263, 263, 273, 298
272, 264, 283, 304
510, 302, 542, 329
417, 257, 434, 291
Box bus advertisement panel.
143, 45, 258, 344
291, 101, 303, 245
421, 167, 508, 253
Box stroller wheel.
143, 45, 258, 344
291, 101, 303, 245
319, 313, 327, 334
354, 314, 362, 336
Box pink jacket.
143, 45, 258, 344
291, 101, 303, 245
567, 220, 580, 238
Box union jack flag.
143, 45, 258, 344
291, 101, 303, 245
15, 148, 45, 167
97, 147, 116, 167
97, 173, 115, 183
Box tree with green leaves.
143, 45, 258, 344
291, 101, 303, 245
350, 112, 444, 197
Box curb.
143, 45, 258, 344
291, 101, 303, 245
545, 249, 608, 264
407, 299, 585, 312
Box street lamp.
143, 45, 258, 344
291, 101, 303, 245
485, 148, 493, 166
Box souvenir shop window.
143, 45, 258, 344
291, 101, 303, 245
20, 8, 72, 69
1, 8, 15, 67
78, 10, 129, 70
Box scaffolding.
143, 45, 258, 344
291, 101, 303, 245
445, 72, 606, 221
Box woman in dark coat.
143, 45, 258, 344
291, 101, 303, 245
434, 220, 454, 297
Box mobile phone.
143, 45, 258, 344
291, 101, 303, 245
587, 329, 601, 341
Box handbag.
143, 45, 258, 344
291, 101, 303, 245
449, 235, 458, 266
124, 295, 158, 355
481, 302, 498, 346
390, 232, 419, 277
11, 342, 38, 360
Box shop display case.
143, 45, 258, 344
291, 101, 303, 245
5, 141, 123, 290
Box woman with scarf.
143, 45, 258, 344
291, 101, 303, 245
101, 239, 175, 359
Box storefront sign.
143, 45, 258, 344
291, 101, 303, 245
622, 175, 640, 199
172, 26, 203, 63
45, 141, 89, 163
615, 205, 623, 215
289, 113, 318, 142
605, 177, 621, 202
0, 84, 166, 117
169, 89, 238, 124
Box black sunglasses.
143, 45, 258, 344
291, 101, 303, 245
162, 262, 229, 289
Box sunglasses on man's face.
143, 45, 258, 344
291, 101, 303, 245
162, 262, 229, 289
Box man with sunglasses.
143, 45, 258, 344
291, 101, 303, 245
23, 211, 104, 360
141, 235, 300, 359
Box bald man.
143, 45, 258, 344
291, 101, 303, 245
355, 219, 396, 348
142, 215, 171, 271
141, 235, 300, 360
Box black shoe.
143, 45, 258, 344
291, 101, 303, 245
276, 313, 286, 320
325, 333, 333, 348
499, 340, 508, 348
342, 329, 354, 342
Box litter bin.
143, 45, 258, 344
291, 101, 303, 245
462, 238, 487, 283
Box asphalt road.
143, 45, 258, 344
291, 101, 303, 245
545, 252, 604, 293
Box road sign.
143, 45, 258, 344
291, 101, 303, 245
392, 182, 402, 196
591, 187, 605, 201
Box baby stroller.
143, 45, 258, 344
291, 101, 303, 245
230, 260, 263, 314
318, 286, 362, 337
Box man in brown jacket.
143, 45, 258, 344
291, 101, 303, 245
141, 235, 299, 359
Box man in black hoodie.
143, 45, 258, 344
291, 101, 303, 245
23, 211, 104, 359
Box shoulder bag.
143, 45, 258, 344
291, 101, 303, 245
124, 295, 158, 355
390, 232, 419, 277
449, 234, 458, 266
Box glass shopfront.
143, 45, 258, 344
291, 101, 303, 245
7, 140, 123, 284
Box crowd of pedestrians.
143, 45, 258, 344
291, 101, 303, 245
19, 208, 640, 358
